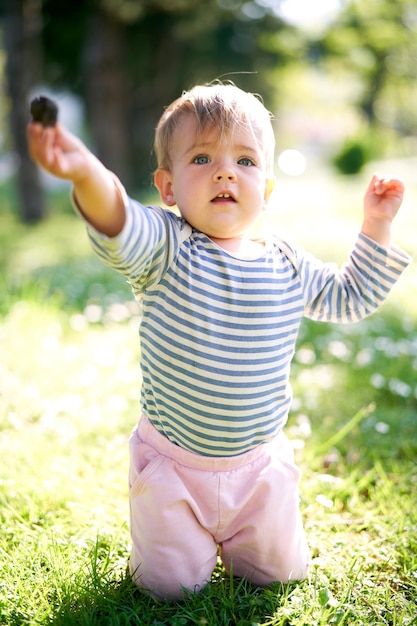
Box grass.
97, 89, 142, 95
1, 164, 417, 625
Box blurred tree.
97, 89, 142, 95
2, 0, 301, 215
2, 0, 45, 222
83, 5, 131, 185
38, 0, 296, 191
122, 4, 288, 187
2, 0, 417, 216
317, 0, 417, 134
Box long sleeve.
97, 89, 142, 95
295, 233, 411, 323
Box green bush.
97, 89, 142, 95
332, 137, 371, 175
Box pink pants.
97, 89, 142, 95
129, 414, 310, 600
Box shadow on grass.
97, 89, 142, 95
49, 551, 296, 626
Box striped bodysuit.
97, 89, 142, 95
86, 198, 410, 456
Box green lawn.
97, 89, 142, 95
1, 166, 416, 625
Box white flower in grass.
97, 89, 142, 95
388, 378, 412, 398
296, 346, 316, 364
84, 304, 103, 323
318, 474, 343, 485
370, 373, 385, 389
375, 336, 399, 357
297, 413, 312, 437
105, 302, 132, 323
355, 347, 374, 367
328, 340, 351, 361
70, 313, 88, 332
316, 494, 334, 508
375, 422, 390, 434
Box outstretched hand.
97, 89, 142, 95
27, 121, 126, 237
361, 173, 404, 247
364, 173, 404, 221
27, 122, 92, 183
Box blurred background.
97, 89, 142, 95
1, 0, 417, 223
1, 7, 417, 622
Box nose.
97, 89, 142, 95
213, 160, 237, 182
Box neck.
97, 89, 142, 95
210, 236, 265, 255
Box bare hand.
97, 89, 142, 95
361, 173, 404, 247
27, 121, 126, 236
27, 122, 92, 183
364, 173, 404, 223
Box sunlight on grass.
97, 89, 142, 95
1, 168, 416, 624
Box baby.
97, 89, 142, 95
28, 83, 411, 600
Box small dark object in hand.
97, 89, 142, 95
30, 96, 58, 127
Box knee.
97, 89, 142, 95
266, 553, 311, 586
225, 553, 310, 588
130, 566, 209, 602
275, 561, 310, 584
129, 557, 214, 602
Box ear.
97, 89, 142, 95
263, 177, 275, 206
154, 169, 176, 206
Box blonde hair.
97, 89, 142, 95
154, 82, 275, 175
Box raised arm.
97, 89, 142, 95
27, 121, 125, 237
361, 173, 404, 248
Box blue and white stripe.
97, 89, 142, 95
86, 199, 410, 456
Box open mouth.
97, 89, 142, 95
212, 192, 237, 203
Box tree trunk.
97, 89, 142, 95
83, 9, 131, 187
3, 0, 45, 222
360, 55, 387, 125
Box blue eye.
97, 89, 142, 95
238, 157, 255, 167
193, 155, 210, 165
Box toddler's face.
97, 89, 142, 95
154, 114, 274, 246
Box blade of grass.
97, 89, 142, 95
315, 402, 375, 456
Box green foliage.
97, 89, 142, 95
332, 137, 371, 175
1, 180, 416, 624
317, 0, 417, 132
36, 0, 297, 188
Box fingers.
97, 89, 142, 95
27, 122, 55, 166
27, 122, 69, 173
364, 172, 381, 197
26, 121, 41, 161
369, 173, 404, 197
374, 178, 404, 197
